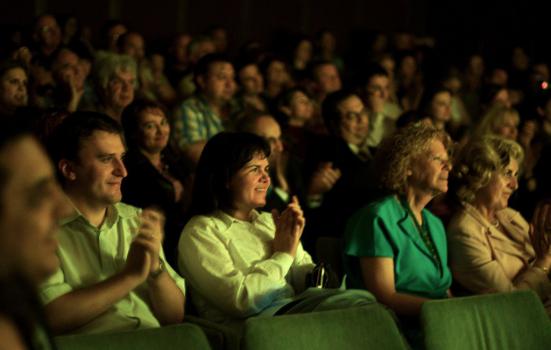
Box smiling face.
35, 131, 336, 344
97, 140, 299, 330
227, 153, 271, 220
138, 108, 170, 154
408, 138, 451, 196
476, 158, 519, 213
106, 69, 135, 111
337, 95, 369, 146
67, 131, 128, 209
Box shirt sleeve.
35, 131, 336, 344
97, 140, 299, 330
289, 243, 315, 293
345, 208, 394, 258
39, 267, 73, 305
178, 217, 295, 318
448, 224, 551, 299
160, 247, 186, 296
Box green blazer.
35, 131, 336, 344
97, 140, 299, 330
344, 195, 451, 299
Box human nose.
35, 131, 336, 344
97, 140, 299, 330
510, 176, 518, 190
113, 158, 128, 178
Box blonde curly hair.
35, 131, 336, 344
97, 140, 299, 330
375, 121, 451, 195
453, 135, 524, 203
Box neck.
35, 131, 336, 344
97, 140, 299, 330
225, 206, 253, 221
203, 95, 224, 116
404, 188, 432, 223
471, 198, 496, 223
141, 149, 162, 168
66, 190, 108, 227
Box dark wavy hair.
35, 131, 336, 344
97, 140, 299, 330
189, 132, 270, 216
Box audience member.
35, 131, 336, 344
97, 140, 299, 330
0, 60, 28, 117
173, 53, 236, 165
178, 132, 375, 324
41, 111, 185, 334
121, 99, 192, 266
0, 120, 68, 349
447, 135, 551, 312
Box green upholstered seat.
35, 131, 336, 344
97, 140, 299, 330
421, 290, 551, 350
243, 303, 409, 350
55, 323, 211, 350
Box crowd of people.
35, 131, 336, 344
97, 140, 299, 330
1, 12, 551, 349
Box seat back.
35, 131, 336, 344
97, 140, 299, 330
421, 290, 551, 350
243, 304, 409, 350
55, 323, 211, 350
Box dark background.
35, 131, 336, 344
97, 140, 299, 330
1, 0, 548, 65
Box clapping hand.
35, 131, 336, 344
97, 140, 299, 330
271, 196, 305, 257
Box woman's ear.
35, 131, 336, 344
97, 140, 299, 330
59, 159, 77, 181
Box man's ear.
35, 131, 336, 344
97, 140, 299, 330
59, 159, 77, 181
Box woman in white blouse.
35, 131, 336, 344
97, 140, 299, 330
178, 132, 374, 323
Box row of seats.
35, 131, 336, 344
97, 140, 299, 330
55, 290, 551, 350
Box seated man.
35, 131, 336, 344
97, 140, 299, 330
0, 120, 69, 349
41, 111, 185, 335
173, 53, 236, 165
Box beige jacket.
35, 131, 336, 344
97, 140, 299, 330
447, 203, 551, 304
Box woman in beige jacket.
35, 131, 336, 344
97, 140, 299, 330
447, 135, 551, 312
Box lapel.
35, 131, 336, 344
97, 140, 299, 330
462, 204, 534, 260
396, 203, 434, 260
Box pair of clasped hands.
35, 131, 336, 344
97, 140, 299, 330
124, 209, 165, 284
271, 196, 306, 258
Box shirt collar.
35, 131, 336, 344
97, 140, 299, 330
214, 209, 261, 228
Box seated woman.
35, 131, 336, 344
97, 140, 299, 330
344, 122, 453, 317
121, 98, 192, 266
178, 132, 374, 323
447, 136, 551, 311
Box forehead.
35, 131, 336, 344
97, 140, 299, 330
427, 138, 446, 154
317, 64, 337, 76
56, 50, 79, 65
112, 69, 135, 80
239, 64, 259, 76
37, 15, 57, 28
0, 136, 53, 194
338, 95, 363, 112
207, 62, 233, 75
433, 91, 451, 101
368, 75, 389, 86
139, 108, 166, 122
79, 131, 125, 155
2, 68, 26, 80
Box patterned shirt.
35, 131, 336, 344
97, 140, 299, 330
173, 94, 224, 149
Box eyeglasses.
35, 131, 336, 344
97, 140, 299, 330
430, 155, 451, 167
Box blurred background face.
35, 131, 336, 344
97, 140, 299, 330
173, 34, 192, 64
52, 50, 85, 91
249, 116, 283, 166
431, 91, 452, 123
367, 75, 390, 101
106, 69, 135, 110
295, 39, 313, 63
138, 108, 170, 153
201, 61, 236, 103
107, 24, 127, 52
121, 33, 145, 61
239, 64, 264, 95
0, 68, 28, 110
267, 60, 290, 86
337, 95, 369, 145
288, 90, 313, 122
494, 112, 518, 140
35, 15, 61, 51
315, 63, 341, 94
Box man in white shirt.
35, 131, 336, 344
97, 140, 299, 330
41, 111, 185, 335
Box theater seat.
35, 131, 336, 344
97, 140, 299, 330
55, 323, 211, 350
243, 304, 409, 350
421, 290, 551, 350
